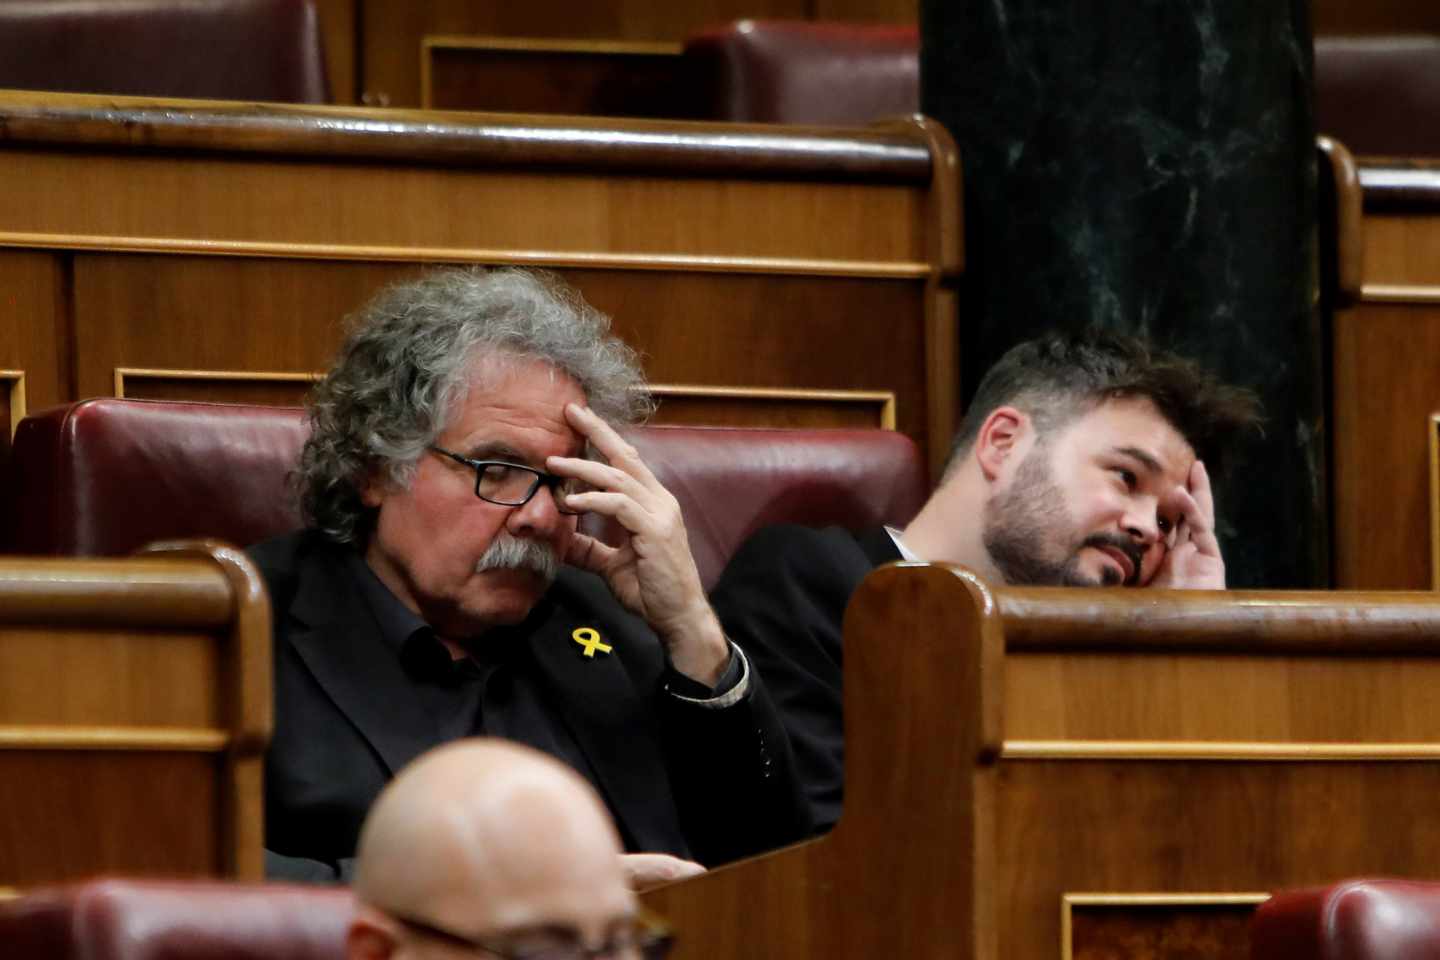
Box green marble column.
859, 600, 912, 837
921, 0, 1323, 587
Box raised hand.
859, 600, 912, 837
1149, 459, 1225, 590
548, 404, 730, 685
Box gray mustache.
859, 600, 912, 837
475, 535, 559, 583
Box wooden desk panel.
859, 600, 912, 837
0, 92, 958, 472
0, 543, 270, 887
424, 36, 694, 118
1331, 158, 1440, 588
359, 0, 812, 107
644, 568, 1440, 960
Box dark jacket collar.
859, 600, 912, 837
281, 537, 682, 852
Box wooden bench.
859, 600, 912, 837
1323, 142, 1440, 589
0, 90, 960, 475
645, 564, 1440, 959
0, 541, 270, 889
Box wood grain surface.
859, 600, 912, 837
0, 92, 957, 474
1332, 157, 1440, 589
644, 566, 1440, 960
0, 543, 271, 886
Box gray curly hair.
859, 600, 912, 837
298, 267, 653, 544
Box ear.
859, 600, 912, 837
360, 468, 387, 509
973, 406, 1030, 482
346, 912, 399, 960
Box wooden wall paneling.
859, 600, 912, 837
1433, 414, 1440, 590
0, 753, 221, 882
648, 385, 895, 429
1314, 0, 1440, 36
645, 570, 1440, 960
1332, 305, 1440, 589
812, 0, 918, 22
71, 258, 931, 446
0, 156, 923, 267
423, 36, 693, 118
0, 94, 946, 462
314, 0, 359, 103
911, 116, 964, 477
0, 543, 271, 886
1063, 895, 1266, 960
1332, 160, 1440, 589
359, 0, 813, 107
114, 369, 322, 408
0, 252, 65, 415
71, 256, 397, 404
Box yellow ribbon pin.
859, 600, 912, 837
572, 627, 612, 658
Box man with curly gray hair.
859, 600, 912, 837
253, 268, 808, 884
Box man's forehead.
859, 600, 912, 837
1066, 397, 1195, 473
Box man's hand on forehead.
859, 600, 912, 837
1147, 460, 1225, 590
543, 404, 731, 686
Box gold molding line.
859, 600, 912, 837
0, 887, 18, 900
1060, 892, 1269, 960
0, 370, 26, 436
114, 367, 322, 397
0, 726, 228, 751
1432, 413, 1440, 591
648, 383, 897, 430
0, 232, 931, 279
426, 34, 684, 56
1003, 740, 1440, 761
1361, 283, 1440, 304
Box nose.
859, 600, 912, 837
505, 484, 567, 540
1121, 498, 1162, 546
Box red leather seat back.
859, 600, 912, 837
0, 878, 352, 960
0, 0, 330, 104
8, 399, 928, 589
1315, 36, 1440, 157
10, 398, 310, 556
1252, 878, 1440, 960
583, 425, 926, 589
685, 20, 919, 125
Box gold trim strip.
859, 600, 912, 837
1063, 893, 1270, 906
1003, 740, 1440, 761
0, 232, 930, 279
1432, 414, 1439, 592
111, 373, 901, 429
0, 726, 228, 751
1361, 283, 1440, 304
650, 384, 898, 430
115, 367, 322, 397
0, 887, 18, 900
0, 369, 26, 436
1061, 892, 1270, 960
425, 34, 684, 56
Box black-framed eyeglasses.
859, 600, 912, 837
390, 908, 675, 960
431, 446, 585, 516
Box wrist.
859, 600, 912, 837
657, 606, 729, 686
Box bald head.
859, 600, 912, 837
350, 739, 633, 957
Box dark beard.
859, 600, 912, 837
981, 448, 1142, 587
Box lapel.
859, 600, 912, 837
857, 525, 904, 568
285, 542, 441, 778
522, 579, 682, 850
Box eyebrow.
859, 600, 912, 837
1111, 445, 1164, 476
461, 441, 530, 463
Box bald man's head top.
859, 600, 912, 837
353, 739, 633, 945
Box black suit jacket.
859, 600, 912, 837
252, 530, 809, 880
708, 525, 901, 831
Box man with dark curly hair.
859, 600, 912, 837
711, 330, 1262, 832
253, 268, 807, 883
